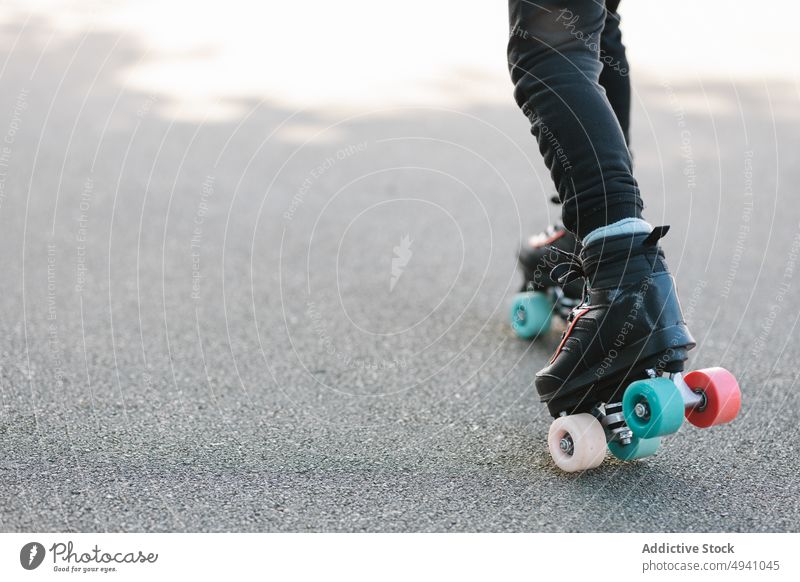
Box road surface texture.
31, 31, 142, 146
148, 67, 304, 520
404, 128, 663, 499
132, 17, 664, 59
1, 19, 799, 532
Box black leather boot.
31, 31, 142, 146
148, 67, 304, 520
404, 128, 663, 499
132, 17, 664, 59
517, 223, 583, 300
535, 226, 696, 417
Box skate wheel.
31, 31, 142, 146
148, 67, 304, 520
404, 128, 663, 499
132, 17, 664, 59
510, 291, 553, 339
622, 377, 685, 439
547, 413, 606, 472
684, 367, 741, 428
608, 435, 661, 461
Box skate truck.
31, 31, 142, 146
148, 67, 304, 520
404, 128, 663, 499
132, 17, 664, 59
547, 367, 741, 472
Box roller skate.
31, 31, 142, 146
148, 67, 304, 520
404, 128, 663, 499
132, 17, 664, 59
535, 226, 742, 472
509, 223, 583, 339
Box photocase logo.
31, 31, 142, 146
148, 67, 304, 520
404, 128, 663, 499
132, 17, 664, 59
390, 234, 413, 292
20, 542, 45, 570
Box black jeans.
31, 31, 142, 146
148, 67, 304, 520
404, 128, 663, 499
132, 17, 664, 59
508, 0, 642, 240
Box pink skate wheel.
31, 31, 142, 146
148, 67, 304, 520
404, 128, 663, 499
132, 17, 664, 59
684, 367, 741, 428
547, 413, 606, 472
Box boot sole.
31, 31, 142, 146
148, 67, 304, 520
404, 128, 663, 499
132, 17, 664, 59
538, 324, 696, 412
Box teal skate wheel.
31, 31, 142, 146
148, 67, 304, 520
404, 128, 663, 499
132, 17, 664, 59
623, 377, 685, 438
510, 291, 553, 339
608, 435, 661, 461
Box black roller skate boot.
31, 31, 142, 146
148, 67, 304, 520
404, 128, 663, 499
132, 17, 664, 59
510, 223, 583, 339
534, 226, 741, 472
536, 225, 695, 415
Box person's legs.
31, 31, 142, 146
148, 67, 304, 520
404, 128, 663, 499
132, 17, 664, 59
508, 0, 695, 419
598, 0, 631, 144
507, 0, 640, 240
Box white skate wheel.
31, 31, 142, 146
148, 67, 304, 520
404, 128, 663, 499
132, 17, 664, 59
547, 413, 606, 472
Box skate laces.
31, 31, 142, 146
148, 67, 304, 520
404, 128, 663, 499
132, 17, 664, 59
545, 225, 670, 288
546, 246, 585, 287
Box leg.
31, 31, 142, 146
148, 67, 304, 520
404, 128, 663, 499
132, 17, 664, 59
599, 0, 631, 144
508, 1, 694, 423
507, 0, 640, 240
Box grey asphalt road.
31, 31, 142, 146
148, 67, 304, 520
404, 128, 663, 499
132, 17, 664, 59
1, 20, 799, 533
